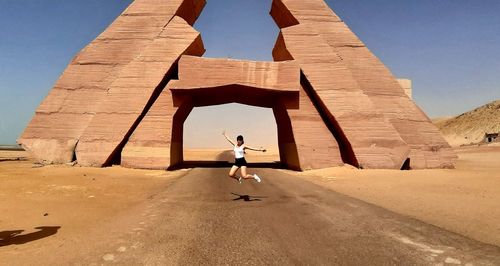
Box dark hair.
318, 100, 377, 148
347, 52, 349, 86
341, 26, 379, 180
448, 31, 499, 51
237, 135, 244, 144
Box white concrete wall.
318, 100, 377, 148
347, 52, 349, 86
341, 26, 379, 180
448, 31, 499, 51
397, 79, 412, 99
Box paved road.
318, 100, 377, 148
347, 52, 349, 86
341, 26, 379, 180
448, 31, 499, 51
82, 168, 500, 265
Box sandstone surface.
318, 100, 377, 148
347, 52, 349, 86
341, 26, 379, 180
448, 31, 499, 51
18, 0, 206, 164
271, 0, 456, 169
76, 17, 204, 167
123, 56, 343, 170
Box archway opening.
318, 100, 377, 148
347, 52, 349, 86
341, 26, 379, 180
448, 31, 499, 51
164, 57, 302, 171
182, 103, 281, 168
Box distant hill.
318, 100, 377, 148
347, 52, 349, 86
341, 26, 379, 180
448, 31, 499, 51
433, 100, 500, 146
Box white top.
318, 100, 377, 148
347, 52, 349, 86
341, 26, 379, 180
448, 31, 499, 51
234, 145, 245, 159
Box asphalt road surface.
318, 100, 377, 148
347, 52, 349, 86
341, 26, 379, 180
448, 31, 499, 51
77, 168, 500, 265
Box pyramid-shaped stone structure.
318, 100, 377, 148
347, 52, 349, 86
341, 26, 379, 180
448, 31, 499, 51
18, 0, 456, 170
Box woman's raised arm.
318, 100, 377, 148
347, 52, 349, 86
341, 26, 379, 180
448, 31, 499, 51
222, 130, 235, 146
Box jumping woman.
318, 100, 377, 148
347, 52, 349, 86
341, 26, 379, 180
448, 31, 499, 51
222, 130, 266, 183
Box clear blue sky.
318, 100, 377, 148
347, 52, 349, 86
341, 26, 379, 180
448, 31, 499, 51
1, 0, 499, 146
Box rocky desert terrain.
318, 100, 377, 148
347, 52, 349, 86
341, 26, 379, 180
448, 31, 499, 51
433, 100, 500, 146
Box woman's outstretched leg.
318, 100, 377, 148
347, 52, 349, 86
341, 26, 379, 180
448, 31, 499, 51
241, 166, 261, 182
228, 165, 241, 182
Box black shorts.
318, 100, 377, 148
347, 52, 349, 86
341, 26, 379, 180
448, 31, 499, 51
234, 157, 247, 167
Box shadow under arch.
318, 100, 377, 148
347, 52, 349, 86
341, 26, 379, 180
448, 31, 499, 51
173, 150, 283, 170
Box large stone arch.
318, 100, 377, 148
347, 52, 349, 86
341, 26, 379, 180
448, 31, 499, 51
121, 56, 344, 170
18, 0, 456, 170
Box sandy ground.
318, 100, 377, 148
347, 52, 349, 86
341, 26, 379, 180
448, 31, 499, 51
1, 157, 500, 265
288, 145, 500, 248
0, 146, 499, 264
0, 150, 27, 161
0, 154, 189, 262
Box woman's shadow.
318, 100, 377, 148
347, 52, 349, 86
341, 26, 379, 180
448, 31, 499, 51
0, 226, 60, 247
231, 193, 267, 202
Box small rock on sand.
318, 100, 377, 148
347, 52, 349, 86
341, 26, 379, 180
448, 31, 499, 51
102, 254, 115, 261
445, 257, 461, 264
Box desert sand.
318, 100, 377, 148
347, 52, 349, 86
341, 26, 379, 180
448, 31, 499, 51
289, 144, 500, 247
0, 153, 188, 262
1, 145, 499, 263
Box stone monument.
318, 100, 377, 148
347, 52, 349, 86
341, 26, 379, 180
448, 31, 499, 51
18, 0, 456, 170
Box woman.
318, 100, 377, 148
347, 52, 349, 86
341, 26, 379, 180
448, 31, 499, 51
222, 130, 266, 183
